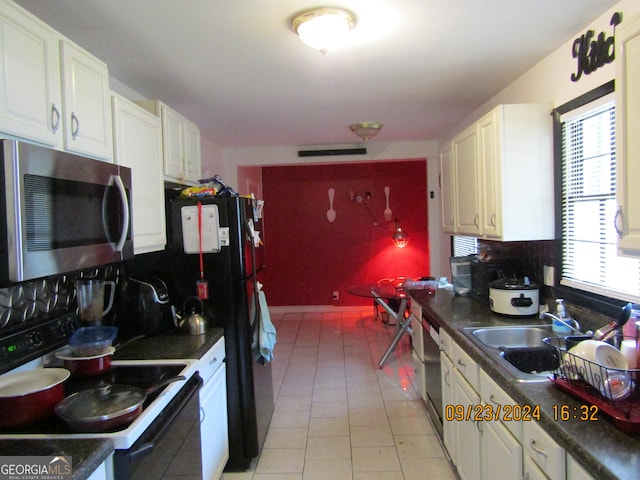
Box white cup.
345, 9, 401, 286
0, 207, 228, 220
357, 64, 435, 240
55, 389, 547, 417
620, 340, 637, 369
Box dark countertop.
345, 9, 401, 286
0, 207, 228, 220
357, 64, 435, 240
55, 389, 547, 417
0, 327, 225, 480
113, 327, 224, 361
409, 288, 640, 480
0, 438, 113, 480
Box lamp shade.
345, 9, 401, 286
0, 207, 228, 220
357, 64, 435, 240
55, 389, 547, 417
392, 224, 409, 248
291, 8, 356, 54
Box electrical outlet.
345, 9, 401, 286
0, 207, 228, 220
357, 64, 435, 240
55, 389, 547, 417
332, 291, 339, 301
543, 265, 555, 286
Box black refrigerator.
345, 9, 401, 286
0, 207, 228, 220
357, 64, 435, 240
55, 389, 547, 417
140, 195, 274, 471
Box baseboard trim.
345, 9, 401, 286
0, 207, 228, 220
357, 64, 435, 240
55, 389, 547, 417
268, 305, 371, 313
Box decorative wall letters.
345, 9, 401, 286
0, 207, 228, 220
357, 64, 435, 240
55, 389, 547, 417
571, 12, 622, 82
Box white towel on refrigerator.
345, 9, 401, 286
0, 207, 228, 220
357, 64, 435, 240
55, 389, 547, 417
257, 282, 276, 364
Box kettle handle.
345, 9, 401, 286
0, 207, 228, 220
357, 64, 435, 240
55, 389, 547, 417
183, 296, 204, 313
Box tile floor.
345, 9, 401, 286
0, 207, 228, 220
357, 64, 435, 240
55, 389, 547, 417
221, 307, 457, 480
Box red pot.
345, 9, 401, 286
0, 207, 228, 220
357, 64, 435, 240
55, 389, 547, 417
0, 368, 70, 429
55, 347, 115, 378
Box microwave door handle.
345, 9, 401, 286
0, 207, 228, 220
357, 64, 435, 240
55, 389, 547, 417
112, 174, 130, 251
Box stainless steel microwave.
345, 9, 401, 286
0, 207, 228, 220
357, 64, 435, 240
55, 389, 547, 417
0, 140, 133, 282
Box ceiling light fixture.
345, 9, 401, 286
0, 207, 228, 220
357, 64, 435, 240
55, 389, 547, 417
349, 122, 383, 141
291, 7, 356, 55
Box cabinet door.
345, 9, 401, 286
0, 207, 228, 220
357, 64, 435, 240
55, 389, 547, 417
482, 418, 522, 480
184, 118, 201, 183
112, 95, 165, 254
441, 352, 455, 460
523, 420, 565, 479
200, 364, 229, 480
478, 110, 502, 238
454, 124, 482, 236
452, 368, 481, 480
162, 105, 186, 181
60, 40, 112, 160
0, 0, 61, 147
616, 12, 640, 255
567, 455, 595, 480
440, 141, 456, 233
524, 455, 551, 480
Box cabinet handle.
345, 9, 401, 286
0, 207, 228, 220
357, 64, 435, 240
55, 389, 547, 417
444, 369, 450, 387
209, 356, 218, 365
489, 394, 501, 405
614, 206, 624, 238
70, 112, 80, 140
200, 406, 205, 424
457, 359, 466, 371
51, 104, 61, 134
474, 215, 479, 227
529, 439, 548, 457
490, 213, 496, 227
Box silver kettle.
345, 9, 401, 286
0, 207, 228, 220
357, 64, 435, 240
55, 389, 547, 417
172, 297, 207, 335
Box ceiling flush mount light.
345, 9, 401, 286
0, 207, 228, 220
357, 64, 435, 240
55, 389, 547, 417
291, 7, 356, 54
392, 220, 409, 248
349, 122, 383, 141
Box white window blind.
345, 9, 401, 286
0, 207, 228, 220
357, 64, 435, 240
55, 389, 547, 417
560, 94, 640, 302
452, 236, 477, 257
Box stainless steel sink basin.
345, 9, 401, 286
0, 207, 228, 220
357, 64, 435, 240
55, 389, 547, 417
469, 325, 554, 349
461, 325, 556, 382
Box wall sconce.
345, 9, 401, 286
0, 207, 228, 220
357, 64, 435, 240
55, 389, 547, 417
392, 220, 409, 248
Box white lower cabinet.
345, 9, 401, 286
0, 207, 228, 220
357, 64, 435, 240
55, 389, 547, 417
439, 333, 583, 480
525, 454, 551, 480
567, 455, 596, 480
441, 351, 455, 457
87, 454, 113, 480
523, 420, 565, 480
198, 338, 229, 480
482, 418, 522, 480
452, 367, 482, 480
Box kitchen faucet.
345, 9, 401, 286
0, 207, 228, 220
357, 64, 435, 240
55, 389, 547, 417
539, 312, 583, 335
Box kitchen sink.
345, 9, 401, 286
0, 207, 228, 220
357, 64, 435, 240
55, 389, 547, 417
461, 325, 558, 382
469, 325, 554, 349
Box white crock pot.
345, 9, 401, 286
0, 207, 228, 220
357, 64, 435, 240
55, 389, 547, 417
489, 277, 540, 317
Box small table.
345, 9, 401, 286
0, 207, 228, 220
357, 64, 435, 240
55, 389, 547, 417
348, 282, 413, 368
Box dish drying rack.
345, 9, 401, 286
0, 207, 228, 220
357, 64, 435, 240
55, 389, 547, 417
543, 336, 640, 434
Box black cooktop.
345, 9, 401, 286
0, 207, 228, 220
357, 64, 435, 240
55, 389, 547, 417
1, 364, 184, 434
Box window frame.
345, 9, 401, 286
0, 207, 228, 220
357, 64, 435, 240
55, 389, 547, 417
552, 80, 628, 317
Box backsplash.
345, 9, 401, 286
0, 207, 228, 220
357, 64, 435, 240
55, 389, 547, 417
0, 264, 122, 332
478, 239, 616, 331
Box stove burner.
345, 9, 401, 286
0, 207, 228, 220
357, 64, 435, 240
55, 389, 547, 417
0, 364, 184, 434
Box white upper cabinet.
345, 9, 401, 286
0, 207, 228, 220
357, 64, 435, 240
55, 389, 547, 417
137, 100, 201, 185
453, 123, 482, 236
442, 103, 554, 241
440, 141, 456, 232
616, 11, 640, 256
184, 118, 202, 183
60, 39, 112, 161
112, 93, 165, 254
0, 0, 62, 147
0, 0, 112, 161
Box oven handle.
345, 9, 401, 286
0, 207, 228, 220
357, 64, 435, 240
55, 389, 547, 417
127, 374, 203, 462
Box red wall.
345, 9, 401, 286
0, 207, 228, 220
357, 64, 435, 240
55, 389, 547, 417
261, 160, 430, 306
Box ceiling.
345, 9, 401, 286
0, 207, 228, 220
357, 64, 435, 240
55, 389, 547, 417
15, 0, 618, 148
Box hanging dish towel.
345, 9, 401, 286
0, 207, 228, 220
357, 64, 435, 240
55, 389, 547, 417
257, 282, 277, 364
